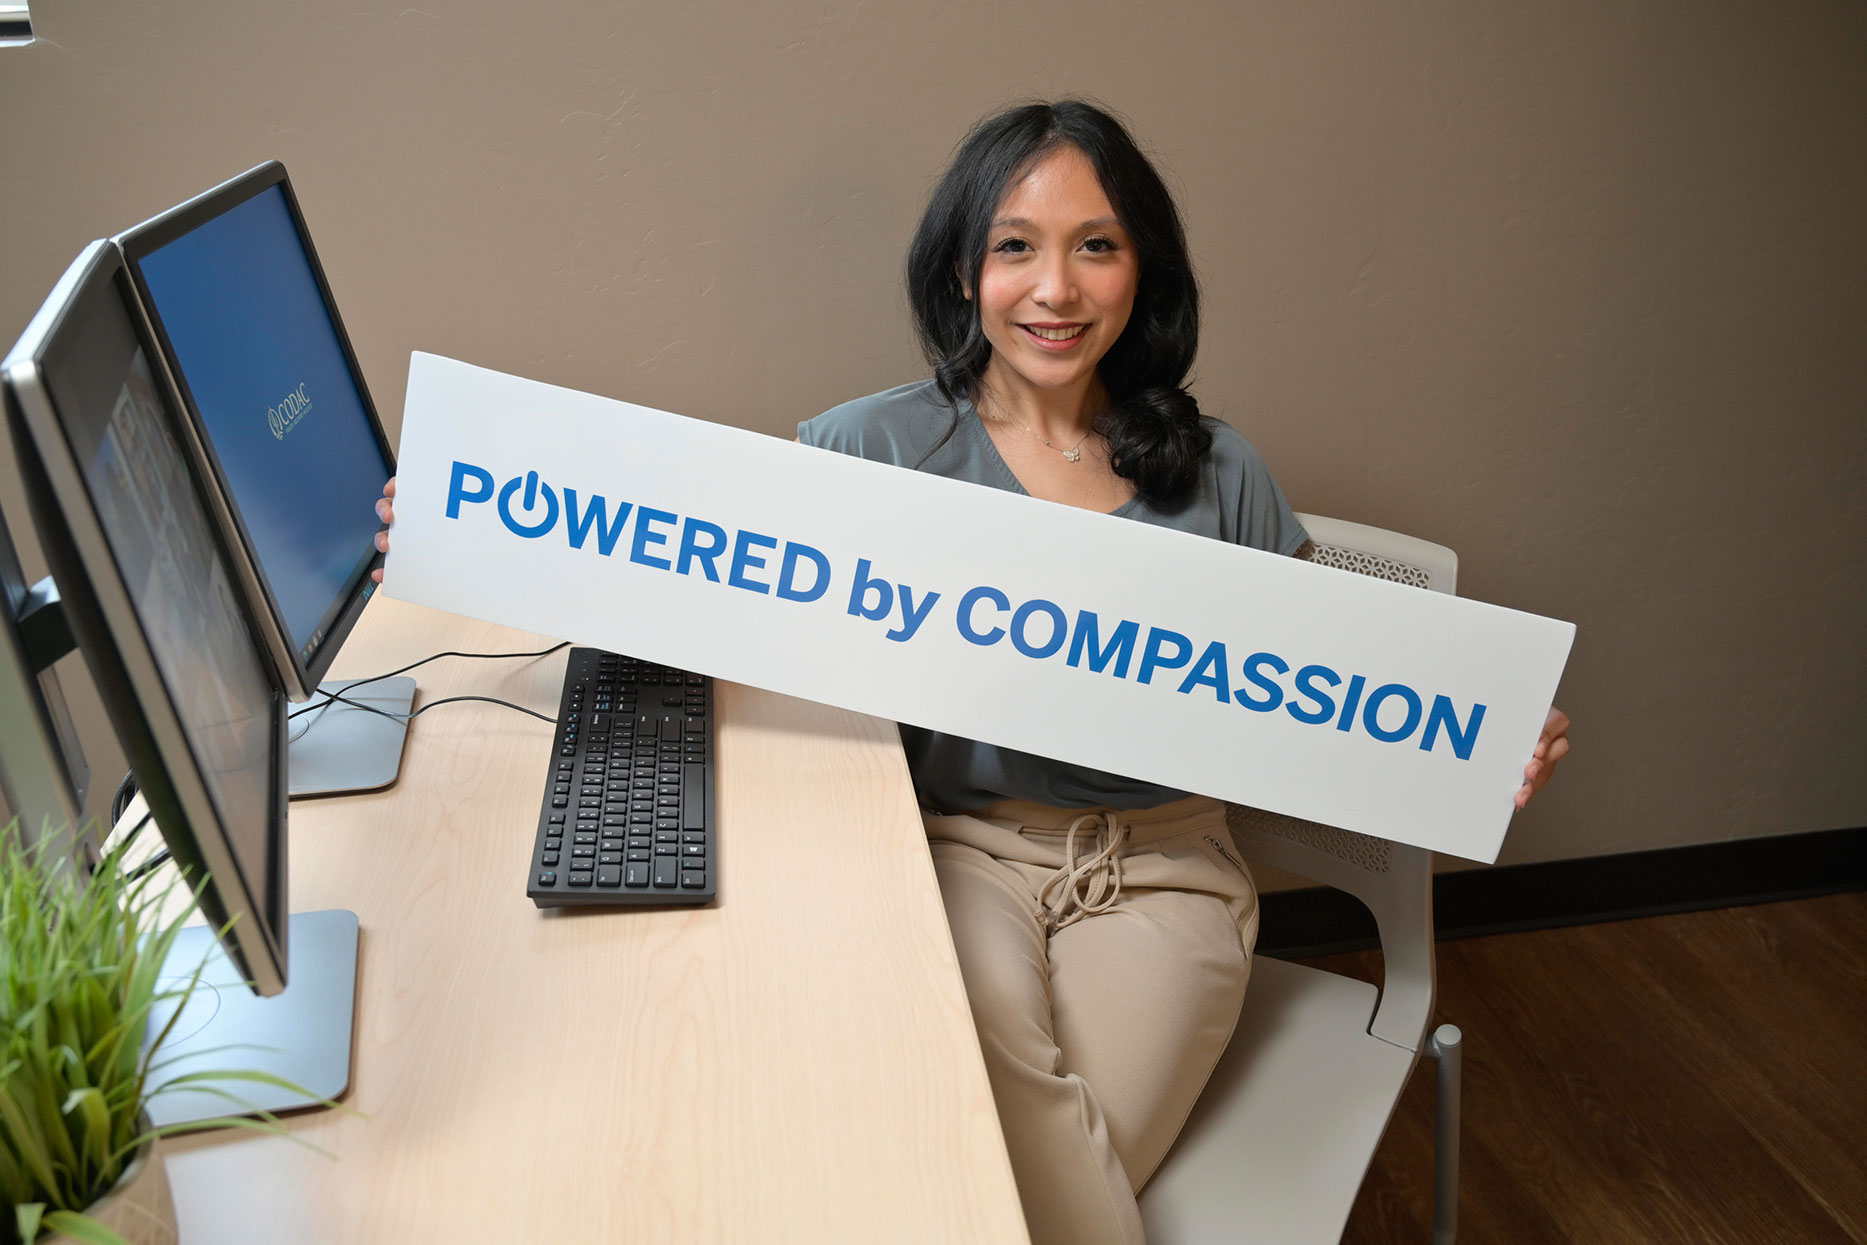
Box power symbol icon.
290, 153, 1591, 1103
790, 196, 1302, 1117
497, 470, 560, 538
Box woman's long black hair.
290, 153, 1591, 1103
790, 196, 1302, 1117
905, 99, 1212, 503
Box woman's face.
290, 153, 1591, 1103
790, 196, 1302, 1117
973, 145, 1140, 405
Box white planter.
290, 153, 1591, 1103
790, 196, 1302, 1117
40, 1130, 177, 1245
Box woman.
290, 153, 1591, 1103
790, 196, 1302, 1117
376, 99, 1570, 1245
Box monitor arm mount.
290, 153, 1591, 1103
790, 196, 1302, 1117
17, 573, 76, 672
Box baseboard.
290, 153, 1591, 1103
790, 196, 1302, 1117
1256, 825, 1867, 959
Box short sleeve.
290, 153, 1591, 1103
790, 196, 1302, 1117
796, 409, 850, 453
1207, 420, 1308, 556
796, 382, 951, 468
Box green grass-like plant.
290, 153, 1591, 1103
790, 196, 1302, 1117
0, 822, 321, 1245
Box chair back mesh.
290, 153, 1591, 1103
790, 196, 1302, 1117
1304, 542, 1433, 589
1227, 805, 1393, 877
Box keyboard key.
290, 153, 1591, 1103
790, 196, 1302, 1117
682, 765, 706, 829
653, 858, 678, 887
568, 872, 593, 887
681, 870, 707, 889
542, 852, 560, 866
537, 871, 557, 886
625, 863, 649, 887
682, 843, 706, 857
596, 866, 622, 888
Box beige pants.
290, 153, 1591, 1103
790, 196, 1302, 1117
925, 795, 1259, 1245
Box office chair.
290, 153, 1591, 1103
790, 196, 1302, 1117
1137, 514, 1465, 1245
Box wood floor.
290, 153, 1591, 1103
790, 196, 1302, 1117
1298, 892, 1867, 1244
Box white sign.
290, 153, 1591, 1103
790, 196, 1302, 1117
389, 353, 1574, 862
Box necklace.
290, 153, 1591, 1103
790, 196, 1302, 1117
981, 399, 1090, 463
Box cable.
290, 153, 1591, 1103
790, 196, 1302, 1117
106, 771, 160, 854
285, 640, 571, 742
286, 640, 570, 721
110, 770, 139, 822
306, 689, 558, 726
114, 808, 154, 856
127, 847, 171, 881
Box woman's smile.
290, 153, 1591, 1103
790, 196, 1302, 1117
1019, 321, 1090, 349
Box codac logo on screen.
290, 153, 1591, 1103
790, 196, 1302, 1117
266, 382, 313, 440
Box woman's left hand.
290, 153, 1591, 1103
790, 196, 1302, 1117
1515, 706, 1570, 810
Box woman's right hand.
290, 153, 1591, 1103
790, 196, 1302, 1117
370, 476, 396, 583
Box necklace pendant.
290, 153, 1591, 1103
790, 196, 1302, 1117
1063, 446, 1082, 463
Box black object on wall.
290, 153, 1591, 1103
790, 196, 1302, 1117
1257, 825, 1867, 960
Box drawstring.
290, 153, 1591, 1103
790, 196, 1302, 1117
1036, 812, 1130, 931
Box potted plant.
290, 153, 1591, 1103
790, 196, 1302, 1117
0, 822, 315, 1245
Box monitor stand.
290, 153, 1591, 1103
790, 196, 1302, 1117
288, 676, 415, 798
142, 908, 359, 1128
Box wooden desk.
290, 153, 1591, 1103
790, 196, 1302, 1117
162, 598, 1029, 1243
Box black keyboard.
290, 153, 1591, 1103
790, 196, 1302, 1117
526, 648, 715, 907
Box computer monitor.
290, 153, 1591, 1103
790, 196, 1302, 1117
0, 501, 90, 859
116, 161, 395, 704
4, 240, 358, 1126
113, 162, 414, 797
3, 239, 291, 993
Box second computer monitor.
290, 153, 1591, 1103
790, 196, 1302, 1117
4, 240, 290, 994
117, 162, 395, 702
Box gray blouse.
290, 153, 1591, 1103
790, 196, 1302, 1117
798, 380, 1308, 811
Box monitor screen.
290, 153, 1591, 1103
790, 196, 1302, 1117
127, 175, 391, 679
5, 242, 288, 992
45, 323, 275, 869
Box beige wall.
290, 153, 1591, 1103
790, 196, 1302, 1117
3, 0, 1862, 866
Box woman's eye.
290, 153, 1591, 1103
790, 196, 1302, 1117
992, 238, 1032, 254
1083, 236, 1118, 253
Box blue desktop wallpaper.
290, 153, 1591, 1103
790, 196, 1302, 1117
137, 184, 389, 657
